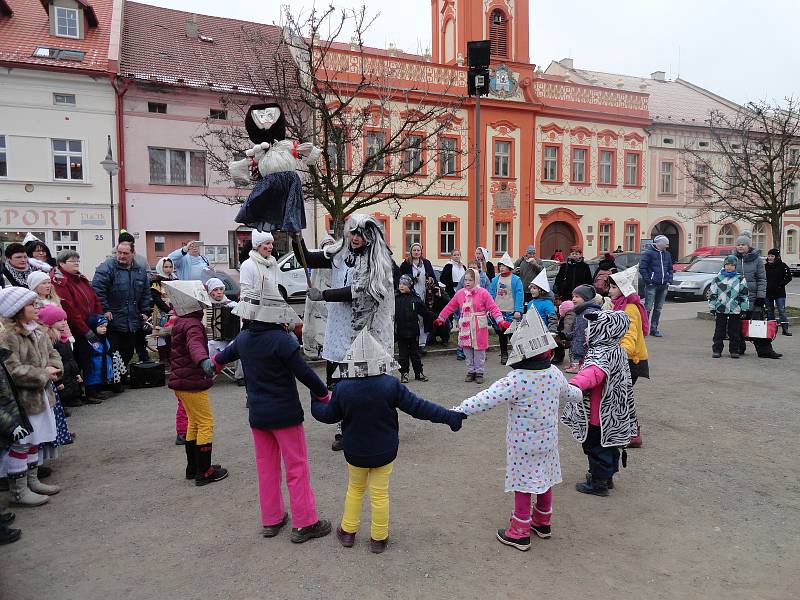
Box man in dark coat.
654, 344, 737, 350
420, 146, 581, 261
91, 242, 152, 369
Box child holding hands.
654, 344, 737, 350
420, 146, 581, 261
452, 311, 581, 551
311, 330, 465, 554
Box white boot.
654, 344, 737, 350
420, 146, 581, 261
7, 472, 48, 507
27, 465, 60, 496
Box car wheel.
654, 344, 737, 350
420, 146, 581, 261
703, 285, 713, 301
278, 285, 288, 301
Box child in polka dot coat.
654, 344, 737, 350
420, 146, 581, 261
453, 310, 581, 551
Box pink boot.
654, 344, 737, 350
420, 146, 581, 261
531, 505, 552, 539
496, 515, 531, 551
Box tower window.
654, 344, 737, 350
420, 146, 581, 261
489, 10, 508, 59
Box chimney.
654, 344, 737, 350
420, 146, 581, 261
560, 57, 574, 69
650, 70, 666, 81
186, 15, 198, 39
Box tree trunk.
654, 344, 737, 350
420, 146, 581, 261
771, 219, 782, 252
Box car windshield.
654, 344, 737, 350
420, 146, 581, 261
685, 259, 722, 274
677, 255, 695, 263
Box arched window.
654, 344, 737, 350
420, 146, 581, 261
751, 223, 768, 251
489, 10, 508, 59
718, 224, 737, 245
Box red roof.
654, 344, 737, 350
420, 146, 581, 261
120, 1, 294, 95
0, 0, 115, 72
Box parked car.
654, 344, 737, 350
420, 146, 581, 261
587, 252, 642, 276
673, 245, 736, 272
276, 251, 312, 300
668, 257, 725, 300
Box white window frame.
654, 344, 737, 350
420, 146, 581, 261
402, 135, 423, 174
625, 224, 637, 252
660, 161, 673, 194
695, 164, 709, 196
789, 182, 798, 205
205, 245, 229, 264
599, 150, 614, 184
718, 224, 736, 245
54, 6, 80, 39
695, 226, 706, 249
624, 153, 640, 186
571, 148, 586, 183
543, 146, 559, 181
53, 93, 76, 106
153, 234, 167, 253
751, 223, 768, 251
404, 219, 422, 251
439, 220, 456, 256
598, 223, 612, 253
52, 139, 84, 181
439, 137, 457, 176
148, 147, 206, 186
52, 230, 79, 253
786, 229, 797, 255
494, 221, 509, 254
493, 140, 511, 177
0, 135, 6, 178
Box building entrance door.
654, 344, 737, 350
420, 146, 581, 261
540, 221, 576, 260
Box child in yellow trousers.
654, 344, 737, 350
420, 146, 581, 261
311, 330, 465, 553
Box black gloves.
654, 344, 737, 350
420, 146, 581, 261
447, 410, 467, 432
85, 331, 99, 344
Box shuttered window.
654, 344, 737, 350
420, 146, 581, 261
489, 10, 508, 59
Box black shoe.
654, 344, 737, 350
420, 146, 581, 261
758, 351, 782, 359
194, 443, 228, 486
730, 353, 740, 359
500, 353, 508, 365
576, 476, 609, 496
262, 513, 289, 538
0, 524, 21, 545
586, 471, 613, 490
370, 537, 389, 553
111, 384, 124, 394
0, 511, 15, 525
712, 352, 722, 358
175, 434, 186, 446
400, 373, 409, 383
331, 434, 343, 452
531, 524, 551, 539
37, 466, 52, 480
419, 347, 427, 356
415, 374, 429, 382
290, 519, 331, 543
61, 396, 85, 407
496, 529, 530, 551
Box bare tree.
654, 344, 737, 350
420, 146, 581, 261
681, 97, 800, 250
194, 4, 470, 238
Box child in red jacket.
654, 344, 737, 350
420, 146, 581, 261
164, 281, 227, 487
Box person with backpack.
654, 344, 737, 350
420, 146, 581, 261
592, 253, 618, 296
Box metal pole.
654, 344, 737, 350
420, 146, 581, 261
109, 173, 115, 248
475, 93, 481, 248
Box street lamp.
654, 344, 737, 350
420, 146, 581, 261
100, 134, 119, 248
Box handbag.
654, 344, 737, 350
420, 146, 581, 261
741, 308, 778, 341
129, 361, 166, 389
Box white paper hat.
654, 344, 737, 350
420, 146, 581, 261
505, 309, 558, 365
477, 247, 490, 262
232, 286, 300, 326
23, 232, 42, 245
530, 268, 550, 293
332, 328, 400, 379
163, 280, 212, 316
497, 252, 515, 270
610, 265, 638, 297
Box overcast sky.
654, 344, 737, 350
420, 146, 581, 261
145, 0, 798, 104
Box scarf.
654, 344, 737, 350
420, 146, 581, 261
719, 268, 738, 278
3, 263, 32, 287
611, 293, 650, 336
249, 248, 277, 269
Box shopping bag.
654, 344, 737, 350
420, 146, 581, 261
741, 318, 778, 341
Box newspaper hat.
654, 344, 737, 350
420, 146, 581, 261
506, 309, 558, 366
163, 280, 212, 316
530, 268, 550, 293
332, 328, 400, 379
610, 265, 638, 297
23, 232, 43, 245
497, 252, 515, 270
232, 280, 300, 326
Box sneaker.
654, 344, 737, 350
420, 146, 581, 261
651, 330, 663, 338
730, 353, 740, 359
370, 537, 389, 554
531, 524, 551, 539
496, 529, 531, 551
415, 374, 429, 382
291, 519, 332, 543
331, 434, 343, 452
195, 465, 229, 487
175, 434, 186, 445
464, 373, 475, 382
400, 373, 409, 383
262, 513, 289, 538
712, 352, 722, 358
500, 353, 508, 365
474, 375, 484, 384
336, 526, 356, 548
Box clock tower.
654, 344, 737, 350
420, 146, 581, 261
430, 0, 530, 66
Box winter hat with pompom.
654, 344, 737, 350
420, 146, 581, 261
38, 304, 67, 327
736, 230, 752, 246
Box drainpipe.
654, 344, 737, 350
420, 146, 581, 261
111, 76, 131, 230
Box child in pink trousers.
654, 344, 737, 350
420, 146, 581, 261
453, 310, 581, 551
435, 268, 509, 384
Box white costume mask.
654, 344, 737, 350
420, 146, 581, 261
250, 107, 281, 131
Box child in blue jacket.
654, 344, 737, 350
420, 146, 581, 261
84, 314, 114, 399
311, 329, 465, 554
489, 253, 524, 365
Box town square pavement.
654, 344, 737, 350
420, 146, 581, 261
1, 317, 797, 600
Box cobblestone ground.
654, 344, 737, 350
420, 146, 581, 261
1, 318, 798, 600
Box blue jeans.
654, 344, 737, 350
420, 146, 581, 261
766, 297, 788, 324
644, 284, 669, 333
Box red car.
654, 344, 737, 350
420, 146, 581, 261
673, 245, 736, 272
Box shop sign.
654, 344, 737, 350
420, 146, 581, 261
0, 207, 108, 229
